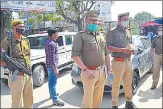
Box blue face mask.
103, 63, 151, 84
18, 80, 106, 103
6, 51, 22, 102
87, 24, 98, 32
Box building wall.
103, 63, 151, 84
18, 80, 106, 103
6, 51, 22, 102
94, 1, 112, 22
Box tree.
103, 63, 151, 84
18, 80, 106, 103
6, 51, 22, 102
56, 0, 96, 31
134, 11, 155, 24
130, 11, 156, 35
0, 10, 12, 40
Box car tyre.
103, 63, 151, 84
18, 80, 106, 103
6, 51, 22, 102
32, 65, 45, 87
132, 71, 139, 95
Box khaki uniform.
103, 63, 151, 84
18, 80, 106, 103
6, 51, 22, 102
1, 36, 33, 108
72, 31, 109, 108
106, 25, 133, 106
151, 36, 162, 86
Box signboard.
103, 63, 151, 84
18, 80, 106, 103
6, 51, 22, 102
94, 1, 112, 22
1, 1, 56, 12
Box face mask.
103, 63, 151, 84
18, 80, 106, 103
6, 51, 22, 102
158, 31, 162, 36
87, 24, 98, 32
16, 28, 25, 35
121, 21, 129, 27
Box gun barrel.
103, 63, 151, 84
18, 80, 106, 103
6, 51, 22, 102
2, 52, 31, 76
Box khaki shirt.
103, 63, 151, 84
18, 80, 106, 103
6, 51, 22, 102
1, 35, 31, 69
106, 25, 132, 58
151, 36, 162, 55
71, 31, 109, 67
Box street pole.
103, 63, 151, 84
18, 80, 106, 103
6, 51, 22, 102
43, 12, 45, 31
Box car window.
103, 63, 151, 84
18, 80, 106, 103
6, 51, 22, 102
65, 35, 72, 46
141, 38, 151, 49
134, 38, 145, 50
57, 36, 64, 47
28, 36, 47, 49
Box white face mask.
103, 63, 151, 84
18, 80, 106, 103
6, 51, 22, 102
158, 31, 162, 36
121, 21, 129, 27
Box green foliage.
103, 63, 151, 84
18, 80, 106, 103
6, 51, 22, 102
130, 20, 139, 35
56, 0, 96, 31
0, 10, 12, 30
43, 13, 53, 21
51, 14, 63, 23
130, 11, 156, 35
18, 10, 25, 19
27, 18, 35, 24
134, 11, 155, 24
0, 10, 12, 39
37, 14, 43, 24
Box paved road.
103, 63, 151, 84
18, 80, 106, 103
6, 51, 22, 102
1, 68, 162, 108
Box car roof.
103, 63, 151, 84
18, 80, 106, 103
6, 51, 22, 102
27, 32, 77, 38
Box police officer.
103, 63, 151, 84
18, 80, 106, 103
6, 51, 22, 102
71, 10, 111, 108
0, 19, 33, 108
150, 24, 162, 90
106, 12, 136, 109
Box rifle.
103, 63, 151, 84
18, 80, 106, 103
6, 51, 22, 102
1, 52, 31, 76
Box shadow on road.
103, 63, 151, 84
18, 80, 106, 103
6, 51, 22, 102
138, 83, 162, 103
59, 87, 83, 107
33, 98, 50, 108
59, 87, 126, 108
58, 72, 154, 108
137, 73, 151, 89
33, 68, 72, 90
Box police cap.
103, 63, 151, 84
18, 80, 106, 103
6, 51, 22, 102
11, 19, 24, 27
118, 12, 129, 19
85, 10, 100, 17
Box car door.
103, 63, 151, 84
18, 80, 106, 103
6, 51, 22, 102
141, 38, 153, 72
134, 37, 146, 76
57, 36, 67, 65
64, 35, 73, 63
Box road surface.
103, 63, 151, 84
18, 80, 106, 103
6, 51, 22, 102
1, 68, 162, 108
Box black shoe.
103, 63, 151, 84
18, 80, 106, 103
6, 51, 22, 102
112, 106, 118, 109
53, 100, 65, 106
125, 101, 136, 109
50, 93, 59, 99
151, 85, 157, 90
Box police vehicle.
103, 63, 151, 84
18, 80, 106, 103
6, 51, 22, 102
1, 31, 77, 87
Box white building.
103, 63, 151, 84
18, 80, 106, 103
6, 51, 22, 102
1, 1, 56, 12
94, 1, 112, 22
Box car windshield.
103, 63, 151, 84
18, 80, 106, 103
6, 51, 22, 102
28, 36, 48, 49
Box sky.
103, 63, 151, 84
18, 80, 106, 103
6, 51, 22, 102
111, 1, 162, 21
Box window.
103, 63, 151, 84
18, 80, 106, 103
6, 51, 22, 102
28, 36, 47, 49
65, 35, 72, 46
57, 36, 64, 47
141, 38, 151, 49
134, 38, 145, 50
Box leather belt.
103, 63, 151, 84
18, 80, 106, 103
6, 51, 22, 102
18, 72, 24, 76
86, 66, 103, 70
113, 57, 130, 62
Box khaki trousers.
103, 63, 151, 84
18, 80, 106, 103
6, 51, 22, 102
152, 53, 162, 86
81, 66, 106, 108
8, 74, 33, 108
111, 59, 133, 106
